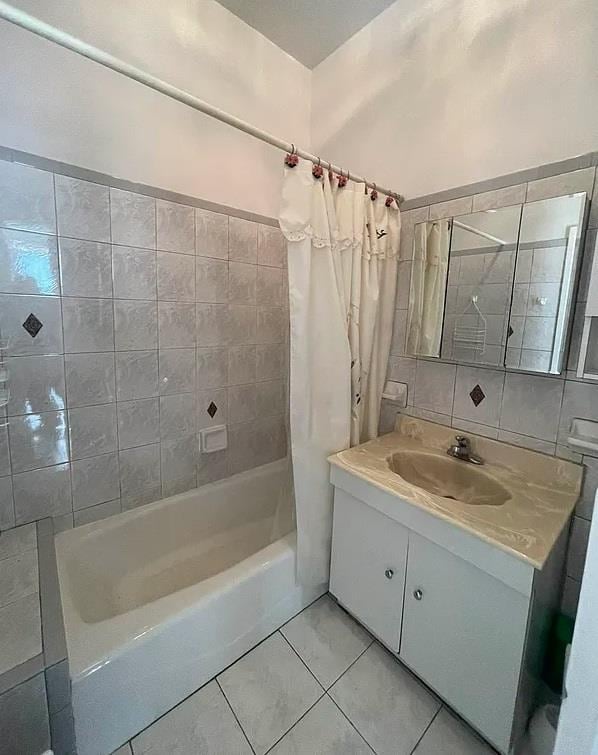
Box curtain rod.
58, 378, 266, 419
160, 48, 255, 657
0, 1, 404, 203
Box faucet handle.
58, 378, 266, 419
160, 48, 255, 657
455, 435, 470, 448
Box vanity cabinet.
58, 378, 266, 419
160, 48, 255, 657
330, 491, 408, 651
329, 485, 562, 754
401, 532, 529, 751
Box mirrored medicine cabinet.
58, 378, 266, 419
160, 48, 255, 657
405, 192, 588, 375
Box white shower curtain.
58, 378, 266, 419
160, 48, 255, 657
279, 161, 400, 587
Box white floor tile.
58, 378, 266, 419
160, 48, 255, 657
111, 744, 132, 755
413, 707, 495, 754
218, 632, 323, 754
269, 695, 374, 755
329, 643, 440, 755
281, 595, 372, 688
131, 680, 251, 755
0, 592, 42, 675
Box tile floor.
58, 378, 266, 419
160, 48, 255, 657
115, 595, 496, 755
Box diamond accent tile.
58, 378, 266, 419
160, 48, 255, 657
507, 325, 514, 339
469, 384, 485, 407
22, 313, 43, 338
207, 401, 218, 418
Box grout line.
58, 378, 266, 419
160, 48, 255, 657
263, 687, 328, 754
215, 677, 257, 755
325, 692, 378, 754
408, 705, 441, 754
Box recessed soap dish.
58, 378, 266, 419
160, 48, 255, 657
567, 418, 598, 454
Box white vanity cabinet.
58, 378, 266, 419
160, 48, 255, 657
330, 490, 408, 651
329, 482, 564, 755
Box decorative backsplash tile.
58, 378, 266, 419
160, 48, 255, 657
469, 384, 485, 406
0, 157, 288, 532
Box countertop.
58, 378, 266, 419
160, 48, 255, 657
328, 417, 583, 569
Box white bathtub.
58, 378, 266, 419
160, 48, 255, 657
55, 459, 325, 755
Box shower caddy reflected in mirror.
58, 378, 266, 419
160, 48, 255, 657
405, 192, 588, 375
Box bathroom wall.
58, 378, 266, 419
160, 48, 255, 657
0, 155, 288, 533
312, 0, 598, 200
0, 0, 311, 218
384, 161, 598, 617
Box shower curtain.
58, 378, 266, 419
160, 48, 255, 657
406, 219, 450, 356
279, 161, 400, 587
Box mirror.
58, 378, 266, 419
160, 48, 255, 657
505, 192, 587, 374
405, 191, 588, 375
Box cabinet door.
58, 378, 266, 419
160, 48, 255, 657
401, 532, 529, 754
330, 489, 408, 651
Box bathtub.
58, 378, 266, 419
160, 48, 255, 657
55, 459, 325, 755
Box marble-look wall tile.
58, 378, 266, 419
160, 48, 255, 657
65, 352, 116, 407
496, 429, 556, 455
558, 380, 598, 451
117, 398, 160, 449
0, 476, 15, 529
257, 266, 283, 306
195, 257, 228, 303
71, 452, 120, 510
256, 344, 285, 382
68, 403, 117, 459
256, 379, 285, 418
157, 199, 194, 254
428, 195, 473, 221
452, 366, 505, 427
0, 549, 37, 608
159, 348, 196, 395
157, 252, 195, 301
196, 303, 228, 347
228, 383, 257, 424
526, 167, 595, 202
258, 224, 285, 267
6, 355, 65, 416
500, 373, 564, 442
390, 309, 408, 356
0, 161, 55, 234
110, 188, 156, 249
119, 443, 161, 509
59, 238, 113, 298
230, 305, 258, 345
158, 301, 196, 348
229, 262, 257, 305
159, 394, 196, 440
387, 356, 417, 401
195, 208, 228, 260
74, 499, 121, 526
62, 297, 114, 353
229, 217, 257, 263
0, 427, 11, 477
9, 411, 69, 472
472, 184, 526, 211
256, 307, 284, 344
115, 351, 159, 401
1, 293, 63, 357
566, 517, 590, 582
413, 360, 456, 415
577, 456, 598, 520
55, 175, 110, 243
197, 347, 228, 391
197, 388, 227, 430
114, 300, 158, 350
112, 246, 157, 300
161, 436, 197, 496
13, 463, 71, 523
229, 345, 257, 385
0, 229, 60, 296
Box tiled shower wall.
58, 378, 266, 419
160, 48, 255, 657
0, 157, 288, 533
386, 163, 598, 617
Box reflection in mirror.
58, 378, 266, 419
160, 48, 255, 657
406, 220, 450, 357
442, 205, 522, 367
506, 193, 587, 374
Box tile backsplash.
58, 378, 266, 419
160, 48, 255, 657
386, 164, 598, 617
0, 158, 288, 532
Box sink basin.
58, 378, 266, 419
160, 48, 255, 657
387, 451, 511, 506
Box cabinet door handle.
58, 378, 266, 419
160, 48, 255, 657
385, 569, 394, 579
413, 588, 423, 601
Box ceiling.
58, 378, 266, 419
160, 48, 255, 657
215, 0, 397, 68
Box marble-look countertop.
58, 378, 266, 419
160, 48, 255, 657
329, 417, 583, 569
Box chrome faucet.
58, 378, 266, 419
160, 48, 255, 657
447, 435, 484, 465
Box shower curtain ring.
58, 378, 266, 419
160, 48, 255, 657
371, 183, 378, 201
312, 156, 324, 180
285, 143, 299, 168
